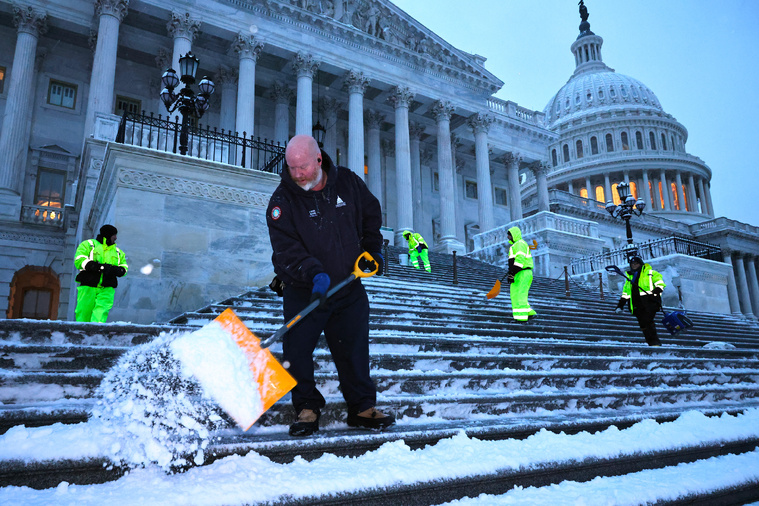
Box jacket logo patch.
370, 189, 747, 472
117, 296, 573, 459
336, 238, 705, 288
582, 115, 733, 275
271, 207, 281, 220
336, 195, 346, 208
309, 209, 318, 218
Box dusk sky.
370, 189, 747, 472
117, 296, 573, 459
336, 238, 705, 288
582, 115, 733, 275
390, 0, 759, 227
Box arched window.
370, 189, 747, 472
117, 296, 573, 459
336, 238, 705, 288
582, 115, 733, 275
575, 94, 581, 105
563, 144, 570, 163
609, 87, 616, 98
649, 181, 656, 210
671, 135, 676, 152
580, 187, 588, 198
8, 266, 60, 319
612, 183, 621, 205
605, 133, 614, 152
590, 136, 599, 155
671, 182, 680, 210
682, 183, 689, 211
620, 85, 628, 98
630, 181, 638, 199
658, 181, 665, 209
586, 91, 593, 102
621, 131, 629, 150
635, 131, 644, 150
576, 139, 584, 158
552, 149, 558, 166
661, 133, 667, 150
598, 87, 605, 100
595, 186, 605, 202
649, 131, 657, 150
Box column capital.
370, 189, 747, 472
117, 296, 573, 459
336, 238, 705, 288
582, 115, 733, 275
95, 0, 129, 22
233, 33, 264, 62
450, 133, 462, 150
13, 4, 47, 37
269, 81, 294, 105
388, 85, 414, 108
528, 160, 550, 176
467, 112, 494, 134
420, 147, 434, 165
501, 151, 522, 168
381, 139, 394, 157
319, 97, 341, 117
167, 10, 201, 42
216, 66, 238, 86
343, 70, 369, 95
155, 48, 171, 70
364, 109, 385, 130
432, 100, 455, 122
292, 52, 320, 78
455, 159, 465, 174
409, 121, 425, 140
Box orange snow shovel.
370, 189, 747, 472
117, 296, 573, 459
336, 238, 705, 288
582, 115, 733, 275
209, 252, 379, 430
486, 239, 538, 299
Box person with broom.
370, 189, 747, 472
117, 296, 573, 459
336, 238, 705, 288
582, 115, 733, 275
614, 255, 666, 346
507, 226, 537, 323
402, 230, 431, 272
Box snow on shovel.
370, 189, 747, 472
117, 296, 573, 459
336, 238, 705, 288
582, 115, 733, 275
175, 252, 379, 431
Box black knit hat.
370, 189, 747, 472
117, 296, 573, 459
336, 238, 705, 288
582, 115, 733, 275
629, 255, 644, 265
99, 224, 118, 238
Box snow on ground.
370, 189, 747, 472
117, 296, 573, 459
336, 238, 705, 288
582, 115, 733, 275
1, 409, 758, 505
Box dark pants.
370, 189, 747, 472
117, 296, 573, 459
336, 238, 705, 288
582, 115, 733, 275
282, 280, 376, 415
631, 293, 662, 346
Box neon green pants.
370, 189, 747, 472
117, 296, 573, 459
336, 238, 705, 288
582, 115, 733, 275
509, 270, 536, 321
75, 285, 115, 323
410, 249, 431, 272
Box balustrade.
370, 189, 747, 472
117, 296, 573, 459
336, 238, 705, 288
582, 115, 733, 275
21, 205, 65, 228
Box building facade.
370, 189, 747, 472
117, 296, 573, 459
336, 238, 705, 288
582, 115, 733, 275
0, 0, 757, 323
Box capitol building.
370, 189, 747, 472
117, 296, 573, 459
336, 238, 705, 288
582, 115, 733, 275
1, 0, 758, 324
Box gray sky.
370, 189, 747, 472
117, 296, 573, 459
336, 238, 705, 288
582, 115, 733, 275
390, 0, 759, 227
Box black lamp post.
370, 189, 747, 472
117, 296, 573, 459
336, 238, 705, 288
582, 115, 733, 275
312, 70, 326, 147
605, 181, 646, 258
160, 52, 215, 155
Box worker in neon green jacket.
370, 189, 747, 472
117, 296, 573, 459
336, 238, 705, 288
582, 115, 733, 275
615, 255, 666, 346
402, 230, 431, 272
73, 224, 128, 322
507, 226, 536, 322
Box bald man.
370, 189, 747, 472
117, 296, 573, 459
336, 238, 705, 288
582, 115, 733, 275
266, 135, 394, 436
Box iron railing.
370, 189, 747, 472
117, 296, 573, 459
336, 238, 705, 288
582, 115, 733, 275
569, 236, 722, 275
115, 111, 286, 174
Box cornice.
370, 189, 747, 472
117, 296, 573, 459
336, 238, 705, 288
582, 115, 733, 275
0, 230, 65, 246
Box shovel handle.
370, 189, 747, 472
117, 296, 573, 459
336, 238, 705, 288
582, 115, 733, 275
260, 252, 378, 348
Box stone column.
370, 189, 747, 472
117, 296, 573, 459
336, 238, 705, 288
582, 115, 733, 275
409, 122, 425, 233
732, 253, 755, 318
0, 5, 47, 217
675, 171, 686, 211
641, 171, 651, 209
318, 97, 340, 158
344, 71, 369, 179
432, 100, 463, 252
697, 177, 708, 215
389, 86, 414, 239
722, 248, 744, 316
292, 52, 320, 136
604, 173, 612, 204
503, 152, 522, 221
233, 33, 264, 138
84, 0, 129, 138
365, 109, 384, 203
585, 177, 593, 200
745, 255, 759, 317
531, 162, 550, 213
380, 139, 393, 222
659, 170, 672, 211
567, 180, 574, 195
270, 82, 294, 145
704, 181, 715, 217
216, 66, 238, 132
468, 113, 495, 232
166, 10, 200, 73
687, 174, 698, 212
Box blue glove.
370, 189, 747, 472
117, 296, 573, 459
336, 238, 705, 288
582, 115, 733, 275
416, 245, 424, 253
311, 272, 331, 304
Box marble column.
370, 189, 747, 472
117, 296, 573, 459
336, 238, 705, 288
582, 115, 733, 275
531, 162, 550, 213
641, 171, 651, 209
659, 170, 672, 211
604, 173, 612, 204
468, 113, 495, 232
503, 152, 523, 221
291, 53, 319, 136
380, 139, 393, 223
585, 177, 593, 200
745, 255, 759, 317
0, 5, 47, 217
704, 181, 715, 217
675, 172, 686, 212
345, 71, 369, 179
270, 82, 294, 145
409, 122, 425, 233
84, 0, 129, 138
687, 174, 698, 212
390, 86, 414, 239
697, 178, 707, 214
732, 253, 755, 318
567, 180, 574, 195
233, 33, 264, 138
722, 248, 744, 316
432, 100, 463, 252
166, 10, 200, 73
365, 109, 384, 203
319, 97, 340, 159
216, 67, 238, 133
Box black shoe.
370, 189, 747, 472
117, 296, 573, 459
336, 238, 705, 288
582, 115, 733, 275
528, 314, 538, 321
510, 319, 529, 324
347, 407, 395, 430
289, 408, 320, 437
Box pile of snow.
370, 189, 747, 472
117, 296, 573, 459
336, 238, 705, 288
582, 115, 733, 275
703, 341, 737, 350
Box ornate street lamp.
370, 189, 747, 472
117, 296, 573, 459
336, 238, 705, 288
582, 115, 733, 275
605, 181, 646, 258
312, 70, 326, 147
159, 52, 215, 155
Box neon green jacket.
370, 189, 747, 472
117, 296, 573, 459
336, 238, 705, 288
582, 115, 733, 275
74, 238, 128, 288
508, 226, 533, 274
619, 263, 666, 311
405, 232, 428, 253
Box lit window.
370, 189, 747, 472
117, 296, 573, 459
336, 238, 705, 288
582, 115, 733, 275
635, 131, 643, 150
35, 169, 65, 208
433, 172, 439, 192
495, 187, 507, 206
115, 95, 141, 115
612, 183, 621, 205
682, 184, 688, 211
658, 181, 665, 209
580, 188, 588, 198
590, 136, 598, 155
595, 186, 605, 202
605, 133, 614, 152
576, 140, 583, 158
661, 133, 667, 150
465, 180, 478, 199
621, 132, 629, 150
671, 182, 680, 210
630, 181, 638, 199
649, 132, 657, 150
563, 144, 570, 163
551, 149, 558, 166
0, 66, 5, 94
47, 80, 77, 109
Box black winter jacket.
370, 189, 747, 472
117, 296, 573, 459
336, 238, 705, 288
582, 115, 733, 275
266, 151, 383, 290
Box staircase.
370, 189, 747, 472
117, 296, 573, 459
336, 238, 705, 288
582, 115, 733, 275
2, 249, 759, 503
